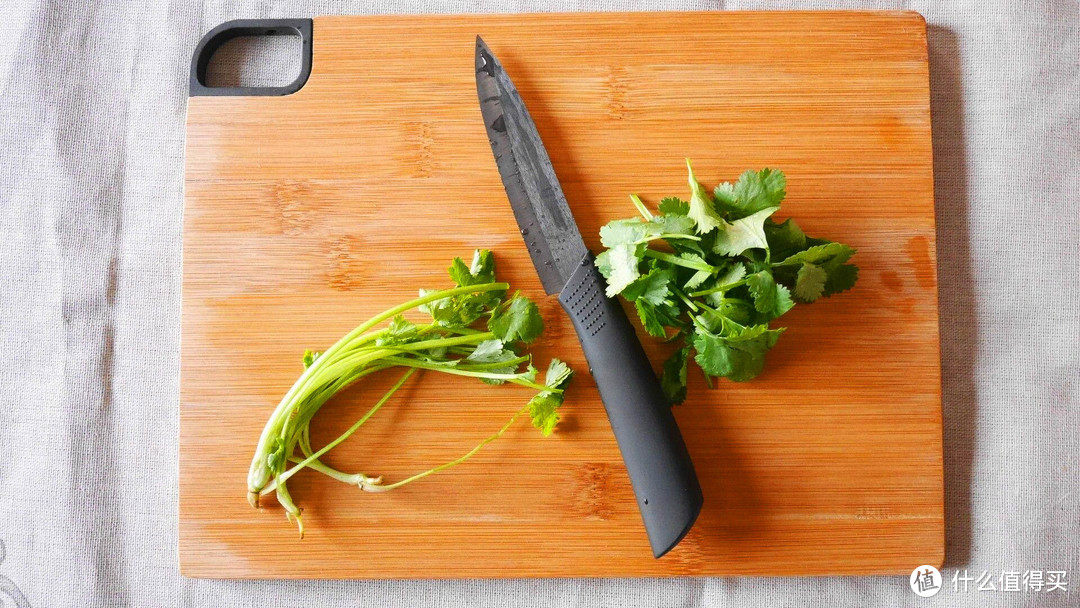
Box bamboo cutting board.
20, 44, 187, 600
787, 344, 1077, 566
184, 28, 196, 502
180, 11, 942, 578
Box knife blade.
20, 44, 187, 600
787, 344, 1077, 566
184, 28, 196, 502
475, 37, 703, 558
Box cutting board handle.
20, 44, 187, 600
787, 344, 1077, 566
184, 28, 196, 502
189, 18, 313, 97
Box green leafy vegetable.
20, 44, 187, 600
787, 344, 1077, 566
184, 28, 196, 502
489, 292, 545, 343
744, 270, 795, 318
247, 250, 573, 535
729, 168, 787, 217
596, 243, 642, 297
658, 196, 690, 216
685, 160, 727, 234
661, 346, 691, 404
711, 206, 779, 257
794, 262, 828, 302
596, 161, 859, 401
527, 359, 575, 436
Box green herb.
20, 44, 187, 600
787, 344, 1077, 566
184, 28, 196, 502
596, 161, 858, 403
247, 250, 573, 536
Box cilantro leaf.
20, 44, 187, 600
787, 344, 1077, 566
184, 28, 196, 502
713, 181, 737, 209
520, 363, 539, 384
469, 249, 496, 281
528, 393, 561, 436
772, 242, 855, 267
376, 315, 420, 346
661, 346, 690, 405
449, 249, 496, 286
635, 299, 681, 337
693, 324, 784, 382
773, 241, 858, 301
670, 232, 709, 257
622, 264, 674, 305
731, 169, 786, 217
418, 288, 459, 326
542, 358, 573, 389
823, 261, 859, 296
423, 250, 507, 327
420, 288, 491, 327
712, 206, 779, 257
744, 271, 795, 319
466, 338, 522, 384
636, 300, 666, 337
488, 293, 544, 343
764, 218, 806, 261
679, 252, 715, 290
595, 243, 641, 297
684, 270, 712, 291
718, 297, 755, 326
718, 262, 748, 286
686, 159, 726, 233
745, 271, 777, 313
648, 195, 698, 238
654, 213, 697, 237
528, 359, 575, 436
466, 339, 514, 363
448, 257, 474, 287
793, 262, 827, 302
696, 262, 747, 306
600, 219, 653, 248
773, 284, 795, 317
658, 196, 689, 216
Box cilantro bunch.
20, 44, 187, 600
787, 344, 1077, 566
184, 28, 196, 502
596, 161, 858, 403
247, 250, 573, 535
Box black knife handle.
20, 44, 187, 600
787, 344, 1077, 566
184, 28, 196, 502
558, 252, 703, 558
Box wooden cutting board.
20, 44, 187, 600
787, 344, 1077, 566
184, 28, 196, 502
180, 11, 942, 578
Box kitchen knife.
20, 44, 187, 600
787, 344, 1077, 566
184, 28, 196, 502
474, 37, 703, 558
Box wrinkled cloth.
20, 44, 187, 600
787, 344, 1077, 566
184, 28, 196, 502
0, 1, 1076, 606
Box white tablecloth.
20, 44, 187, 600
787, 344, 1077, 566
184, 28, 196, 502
1, 1, 1076, 606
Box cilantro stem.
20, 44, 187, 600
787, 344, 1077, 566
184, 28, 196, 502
362, 406, 528, 492
268, 368, 416, 491
671, 286, 698, 312
285, 456, 379, 487
337, 283, 508, 347
293, 428, 377, 486
247, 251, 575, 533
250, 286, 507, 486
389, 332, 495, 352
689, 280, 746, 297
694, 300, 722, 316
455, 355, 531, 370
381, 356, 558, 392
629, 194, 653, 220
289, 363, 395, 434
273, 478, 303, 536
690, 313, 712, 334
643, 249, 715, 272
634, 234, 702, 244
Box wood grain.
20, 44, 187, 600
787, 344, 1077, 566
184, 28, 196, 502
180, 11, 942, 578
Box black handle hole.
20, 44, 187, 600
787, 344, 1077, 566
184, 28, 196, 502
204, 30, 303, 88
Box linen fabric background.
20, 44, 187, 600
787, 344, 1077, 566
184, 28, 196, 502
0, 0, 1076, 606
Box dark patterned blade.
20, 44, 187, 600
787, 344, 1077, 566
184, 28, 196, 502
475, 36, 588, 295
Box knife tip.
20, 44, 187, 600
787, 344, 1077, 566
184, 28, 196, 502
475, 36, 495, 74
